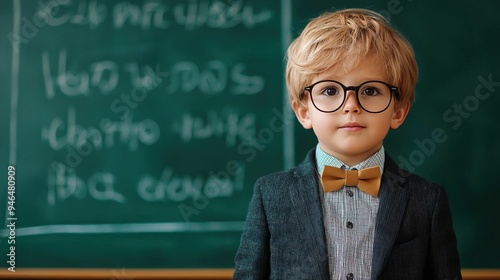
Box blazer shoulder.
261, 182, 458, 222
253, 149, 317, 193
384, 153, 447, 197
254, 164, 312, 191
256, 150, 316, 186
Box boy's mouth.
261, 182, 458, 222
339, 122, 365, 131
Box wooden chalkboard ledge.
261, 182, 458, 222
462, 269, 500, 280
0, 269, 499, 279
0, 269, 233, 279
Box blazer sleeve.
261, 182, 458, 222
425, 186, 462, 279
233, 178, 270, 279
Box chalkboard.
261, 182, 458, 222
1, 0, 499, 270
0, 0, 291, 269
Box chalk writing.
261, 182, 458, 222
171, 108, 256, 147
35, 0, 272, 30
48, 162, 126, 205
113, 1, 169, 29
42, 49, 163, 99
36, 0, 107, 28
47, 162, 245, 206
41, 107, 160, 151
164, 61, 264, 95
173, 0, 273, 30
42, 49, 119, 98
137, 164, 245, 203
43, 49, 262, 98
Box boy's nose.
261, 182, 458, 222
342, 90, 360, 113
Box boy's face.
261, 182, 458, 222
293, 56, 410, 166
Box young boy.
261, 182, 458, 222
234, 8, 461, 280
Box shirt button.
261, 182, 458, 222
346, 273, 354, 280
346, 221, 353, 229
346, 189, 354, 197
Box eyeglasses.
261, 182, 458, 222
302, 80, 400, 113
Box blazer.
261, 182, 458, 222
234, 149, 461, 280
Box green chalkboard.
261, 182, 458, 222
0, 0, 288, 268
1, 0, 499, 270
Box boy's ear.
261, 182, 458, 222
292, 100, 312, 129
390, 102, 411, 129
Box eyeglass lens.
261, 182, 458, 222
309, 81, 393, 113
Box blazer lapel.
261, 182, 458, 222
289, 150, 330, 279
371, 154, 410, 279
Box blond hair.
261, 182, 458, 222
286, 8, 418, 109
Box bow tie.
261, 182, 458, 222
321, 165, 381, 197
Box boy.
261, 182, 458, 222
234, 8, 461, 280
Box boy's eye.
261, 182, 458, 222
361, 87, 379, 96
320, 87, 341, 96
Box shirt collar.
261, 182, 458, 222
315, 144, 385, 175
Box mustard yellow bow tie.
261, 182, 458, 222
321, 165, 381, 197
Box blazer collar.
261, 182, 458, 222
371, 153, 410, 279
290, 149, 330, 279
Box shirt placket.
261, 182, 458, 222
344, 166, 357, 280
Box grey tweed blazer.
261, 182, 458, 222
234, 149, 461, 280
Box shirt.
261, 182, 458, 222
315, 145, 385, 280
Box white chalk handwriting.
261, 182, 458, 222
42, 49, 264, 98
41, 107, 161, 151
171, 108, 256, 147
35, 0, 272, 30
48, 162, 126, 205
46, 162, 244, 205
137, 164, 245, 202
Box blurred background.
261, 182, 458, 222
1, 0, 498, 270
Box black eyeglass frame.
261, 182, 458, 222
302, 80, 400, 113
